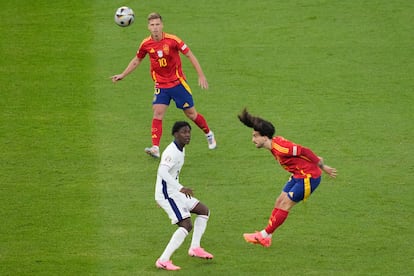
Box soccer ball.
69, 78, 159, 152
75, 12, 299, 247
114, 6, 135, 27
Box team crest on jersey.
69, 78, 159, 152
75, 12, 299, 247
157, 50, 163, 58
163, 44, 170, 55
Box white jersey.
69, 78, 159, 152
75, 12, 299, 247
155, 141, 185, 201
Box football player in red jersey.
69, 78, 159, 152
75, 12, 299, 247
111, 12, 216, 158
238, 108, 337, 247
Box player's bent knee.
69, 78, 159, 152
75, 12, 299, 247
178, 218, 193, 232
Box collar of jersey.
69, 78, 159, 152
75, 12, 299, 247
173, 141, 184, 152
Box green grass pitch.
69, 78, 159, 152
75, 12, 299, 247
1, 0, 413, 275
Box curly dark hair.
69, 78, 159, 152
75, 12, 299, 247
237, 108, 275, 139
172, 121, 191, 135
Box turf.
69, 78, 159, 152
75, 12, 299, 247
1, 0, 413, 275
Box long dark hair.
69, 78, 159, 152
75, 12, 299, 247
238, 108, 275, 138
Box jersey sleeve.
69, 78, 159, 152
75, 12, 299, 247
165, 33, 190, 55
299, 146, 321, 164
273, 137, 298, 156
273, 137, 318, 161
157, 164, 184, 191
136, 37, 150, 59
178, 41, 190, 55
157, 149, 184, 191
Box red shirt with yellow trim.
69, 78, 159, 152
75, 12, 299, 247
270, 136, 322, 178
136, 32, 190, 88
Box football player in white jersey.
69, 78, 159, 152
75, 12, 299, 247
155, 121, 213, 271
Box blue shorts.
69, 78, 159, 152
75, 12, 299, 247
282, 176, 321, 202
152, 81, 194, 110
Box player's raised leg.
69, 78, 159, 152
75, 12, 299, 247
184, 107, 216, 150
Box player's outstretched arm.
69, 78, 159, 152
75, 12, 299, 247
318, 158, 337, 178
111, 56, 142, 83
322, 165, 337, 178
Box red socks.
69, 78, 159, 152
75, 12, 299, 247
193, 113, 210, 134
151, 114, 209, 146
151, 118, 162, 147
265, 208, 289, 234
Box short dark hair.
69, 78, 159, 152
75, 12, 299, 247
172, 121, 191, 135
238, 108, 275, 138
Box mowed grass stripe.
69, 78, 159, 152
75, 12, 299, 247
1, 0, 413, 275
1, 1, 100, 274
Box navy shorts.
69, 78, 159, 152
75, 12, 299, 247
152, 81, 194, 110
282, 175, 321, 202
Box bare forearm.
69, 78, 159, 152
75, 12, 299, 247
318, 158, 338, 178
189, 54, 204, 76
111, 56, 141, 82
121, 56, 141, 77
186, 50, 208, 89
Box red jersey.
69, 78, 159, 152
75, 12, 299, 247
270, 136, 322, 178
136, 32, 190, 88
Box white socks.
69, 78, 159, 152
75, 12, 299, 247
260, 230, 272, 238
159, 227, 188, 261
159, 215, 210, 261
190, 215, 209, 248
